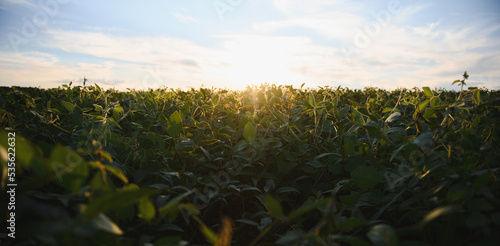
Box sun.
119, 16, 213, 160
219, 36, 305, 89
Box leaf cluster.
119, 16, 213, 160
1, 80, 499, 245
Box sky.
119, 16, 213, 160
0, 0, 499, 91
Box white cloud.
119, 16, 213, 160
252, 11, 365, 43
0, 50, 130, 89
0, 0, 40, 11
1, 0, 499, 91
21, 30, 262, 89
172, 11, 198, 23
273, 0, 345, 16
249, 1, 500, 90
44, 30, 216, 67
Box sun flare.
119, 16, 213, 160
219, 36, 306, 89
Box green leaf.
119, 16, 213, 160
287, 200, 320, 221
91, 213, 123, 235
343, 134, 355, 156
61, 101, 74, 112
337, 106, 350, 119
272, 109, 287, 124
416, 99, 429, 112
420, 205, 457, 227
243, 121, 257, 143
85, 188, 158, 217
72, 105, 84, 126
364, 125, 382, 139
180, 203, 200, 216
236, 219, 259, 227
113, 105, 124, 121
341, 218, 368, 231
191, 214, 218, 244
340, 193, 361, 206
446, 184, 473, 202
264, 194, 283, 218
352, 108, 365, 124
103, 165, 129, 183
308, 92, 317, 108
199, 139, 220, 146
276, 187, 300, 193
411, 132, 432, 148
357, 107, 370, 116
422, 87, 433, 98
166, 111, 182, 137
331, 96, 338, 108
176, 137, 195, 149
430, 96, 446, 108
49, 145, 88, 192
423, 108, 437, 120
315, 152, 342, 159
384, 127, 405, 135
139, 198, 156, 222
382, 107, 393, 113
264, 179, 275, 192
180, 100, 192, 118
385, 112, 402, 123
367, 224, 398, 246
199, 221, 218, 244
93, 104, 103, 112
107, 117, 122, 130
155, 133, 166, 156
157, 224, 183, 233
234, 140, 248, 152
474, 89, 482, 104
95, 83, 102, 93
348, 123, 362, 134
352, 166, 383, 188
158, 190, 194, 219
211, 94, 219, 105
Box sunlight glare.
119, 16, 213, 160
220, 36, 305, 89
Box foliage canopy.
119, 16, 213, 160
1, 80, 499, 245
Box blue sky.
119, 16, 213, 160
1, 0, 499, 91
